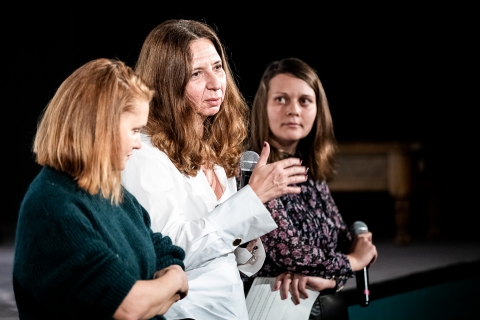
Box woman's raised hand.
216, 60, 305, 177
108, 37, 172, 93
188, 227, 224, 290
248, 142, 307, 203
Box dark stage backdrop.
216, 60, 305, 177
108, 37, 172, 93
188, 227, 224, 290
2, 5, 475, 241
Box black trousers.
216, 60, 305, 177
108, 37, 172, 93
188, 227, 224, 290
309, 290, 349, 320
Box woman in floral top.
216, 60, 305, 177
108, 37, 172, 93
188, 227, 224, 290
245, 57, 378, 320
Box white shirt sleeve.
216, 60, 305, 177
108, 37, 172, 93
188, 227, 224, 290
121, 135, 277, 271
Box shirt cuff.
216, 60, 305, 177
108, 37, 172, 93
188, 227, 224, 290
207, 186, 277, 250
236, 238, 266, 277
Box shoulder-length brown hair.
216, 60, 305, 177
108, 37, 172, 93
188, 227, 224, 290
34, 58, 154, 204
250, 57, 337, 181
135, 19, 248, 178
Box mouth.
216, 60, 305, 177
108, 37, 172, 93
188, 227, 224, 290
205, 98, 221, 106
283, 122, 302, 127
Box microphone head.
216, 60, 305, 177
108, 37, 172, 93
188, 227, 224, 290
350, 221, 369, 236
240, 151, 260, 172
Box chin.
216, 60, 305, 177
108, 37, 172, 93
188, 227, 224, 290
283, 134, 304, 142
201, 106, 221, 117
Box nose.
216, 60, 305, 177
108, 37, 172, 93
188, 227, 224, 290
206, 71, 221, 91
133, 136, 142, 150
287, 102, 301, 116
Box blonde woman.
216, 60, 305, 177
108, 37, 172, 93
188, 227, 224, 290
13, 58, 188, 320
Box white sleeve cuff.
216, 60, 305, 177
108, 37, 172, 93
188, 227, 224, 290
207, 186, 277, 250
236, 239, 266, 277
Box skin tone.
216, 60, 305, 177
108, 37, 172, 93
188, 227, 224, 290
185, 39, 308, 203
274, 232, 377, 305
266, 73, 317, 155
185, 38, 227, 200
118, 99, 149, 170
275, 272, 336, 304
265, 73, 378, 305
114, 99, 189, 319
114, 265, 188, 319
186, 38, 227, 136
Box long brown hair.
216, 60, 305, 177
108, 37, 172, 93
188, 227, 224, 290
250, 57, 337, 181
135, 19, 248, 177
34, 58, 153, 203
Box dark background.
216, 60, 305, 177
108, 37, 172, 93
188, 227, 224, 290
2, 6, 475, 242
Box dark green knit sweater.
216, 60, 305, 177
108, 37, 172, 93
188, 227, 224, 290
13, 166, 185, 319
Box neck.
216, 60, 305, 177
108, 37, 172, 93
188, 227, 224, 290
269, 139, 298, 156
194, 114, 206, 138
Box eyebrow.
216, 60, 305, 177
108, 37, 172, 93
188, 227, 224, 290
192, 58, 223, 71
271, 92, 315, 100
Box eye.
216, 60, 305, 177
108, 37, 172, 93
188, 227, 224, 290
300, 97, 314, 106
191, 70, 202, 80
213, 63, 223, 72
274, 96, 286, 104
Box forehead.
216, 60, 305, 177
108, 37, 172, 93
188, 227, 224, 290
269, 74, 315, 95
123, 98, 149, 115
190, 38, 221, 65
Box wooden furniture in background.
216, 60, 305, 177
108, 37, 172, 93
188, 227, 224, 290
327, 141, 422, 245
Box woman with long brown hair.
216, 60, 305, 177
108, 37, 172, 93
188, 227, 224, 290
247, 57, 378, 320
122, 20, 308, 319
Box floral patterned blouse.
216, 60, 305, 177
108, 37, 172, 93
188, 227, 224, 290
242, 176, 355, 292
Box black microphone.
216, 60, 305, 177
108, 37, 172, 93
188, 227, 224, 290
239, 151, 260, 188
350, 221, 370, 307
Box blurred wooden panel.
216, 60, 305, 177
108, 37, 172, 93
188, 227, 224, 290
328, 141, 421, 245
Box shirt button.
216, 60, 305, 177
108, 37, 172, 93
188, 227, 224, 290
233, 238, 242, 246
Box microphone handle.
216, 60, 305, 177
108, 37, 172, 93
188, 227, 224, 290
240, 170, 253, 189
355, 267, 370, 307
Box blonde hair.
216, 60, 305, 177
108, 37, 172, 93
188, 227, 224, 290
250, 57, 337, 181
34, 58, 154, 204
135, 19, 248, 177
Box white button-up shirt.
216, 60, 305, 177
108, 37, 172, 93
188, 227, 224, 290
122, 134, 277, 319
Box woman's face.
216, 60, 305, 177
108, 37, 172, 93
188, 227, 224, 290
118, 99, 149, 170
185, 38, 227, 118
267, 73, 317, 154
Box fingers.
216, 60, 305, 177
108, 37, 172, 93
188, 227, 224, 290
178, 289, 188, 300
290, 274, 301, 305
248, 143, 306, 203
257, 141, 271, 167
357, 232, 372, 242
276, 156, 304, 169
274, 158, 307, 177
369, 244, 378, 266
359, 232, 377, 265
273, 273, 284, 291
298, 276, 309, 300
280, 272, 293, 300
267, 159, 307, 194
278, 272, 309, 305
348, 232, 378, 270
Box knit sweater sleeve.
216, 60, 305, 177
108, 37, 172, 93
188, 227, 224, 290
14, 176, 138, 318
137, 203, 186, 271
